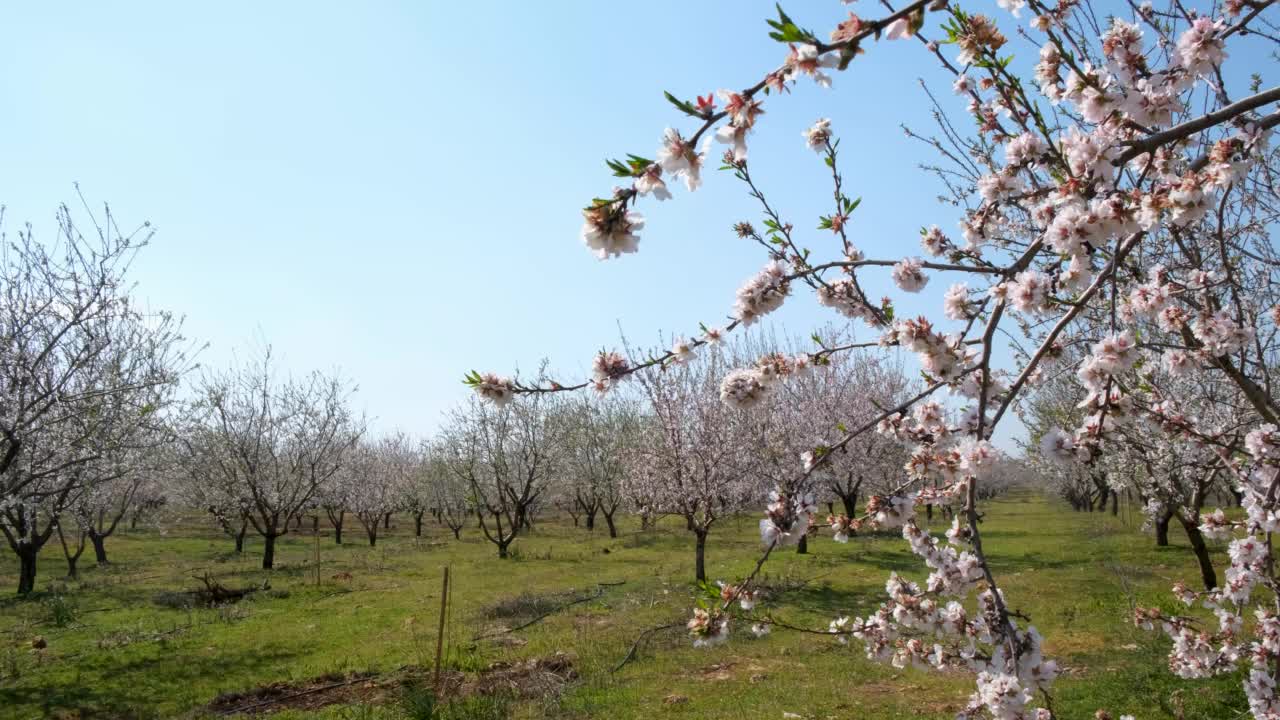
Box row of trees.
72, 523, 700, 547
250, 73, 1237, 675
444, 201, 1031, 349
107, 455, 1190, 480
0, 208, 944, 592
1026, 344, 1254, 592
445, 334, 1021, 580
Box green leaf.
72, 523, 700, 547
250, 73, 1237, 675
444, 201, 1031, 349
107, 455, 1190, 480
626, 154, 654, 173
606, 158, 632, 177
663, 91, 700, 117
766, 3, 817, 43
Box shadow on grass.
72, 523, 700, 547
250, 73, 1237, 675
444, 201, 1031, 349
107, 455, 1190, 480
773, 581, 881, 616
0, 645, 301, 719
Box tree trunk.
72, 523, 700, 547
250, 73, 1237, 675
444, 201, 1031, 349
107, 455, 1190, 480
585, 509, 597, 531
694, 529, 708, 583
331, 510, 345, 545
234, 523, 247, 554
841, 494, 857, 518
926, 504, 934, 521
16, 545, 38, 595
796, 534, 808, 555
90, 534, 108, 565
604, 511, 618, 538
1155, 511, 1173, 547
262, 534, 278, 570
312, 516, 319, 532
452, 526, 461, 540
57, 523, 84, 580
367, 528, 378, 547
414, 512, 424, 537
1111, 492, 1119, 516
383, 512, 391, 530
1179, 516, 1219, 590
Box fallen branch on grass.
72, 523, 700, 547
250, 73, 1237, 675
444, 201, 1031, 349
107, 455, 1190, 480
192, 573, 269, 604
611, 621, 683, 673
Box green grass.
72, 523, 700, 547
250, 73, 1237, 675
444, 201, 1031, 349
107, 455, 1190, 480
0, 495, 1246, 719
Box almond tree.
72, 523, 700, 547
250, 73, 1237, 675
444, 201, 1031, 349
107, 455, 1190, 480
68, 471, 146, 568
179, 351, 361, 569
172, 431, 254, 553
398, 440, 433, 537
315, 470, 352, 544
555, 393, 640, 538
428, 448, 471, 540
440, 389, 560, 558
472, 2, 1280, 715
777, 342, 915, 521
624, 347, 758, 581
0, 201, 190, 593
344, 432, 415, 547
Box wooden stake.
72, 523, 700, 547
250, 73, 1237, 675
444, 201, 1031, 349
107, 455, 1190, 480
433, 566, 450, 692
314, 527, 320, 587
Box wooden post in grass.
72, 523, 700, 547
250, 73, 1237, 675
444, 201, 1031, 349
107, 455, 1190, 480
433, 566, 450, 692
314, 528, 321, 587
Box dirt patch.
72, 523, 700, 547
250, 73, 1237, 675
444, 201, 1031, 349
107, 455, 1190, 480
205, 653, 577, 716
207, 671, 393, 716
469, 652, 577, 698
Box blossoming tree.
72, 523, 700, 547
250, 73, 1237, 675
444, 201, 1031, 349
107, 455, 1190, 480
344, 432, 417, 547
0, 201, 190, 593
471, 0, 1280, 715
623, 346, 760, 581
440, 387, 562, 558
553, 392, 641, 538
178, 351, 362, 569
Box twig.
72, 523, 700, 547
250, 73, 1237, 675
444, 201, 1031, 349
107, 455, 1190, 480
611, 621, 683, 673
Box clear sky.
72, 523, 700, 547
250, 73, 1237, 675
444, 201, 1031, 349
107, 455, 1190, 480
3, 2, 1270, 448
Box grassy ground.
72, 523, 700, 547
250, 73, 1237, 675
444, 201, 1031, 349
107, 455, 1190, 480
0, 494, 1246, 719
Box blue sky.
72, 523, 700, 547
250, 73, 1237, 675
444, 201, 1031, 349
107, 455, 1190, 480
4, 2, 1269, 447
